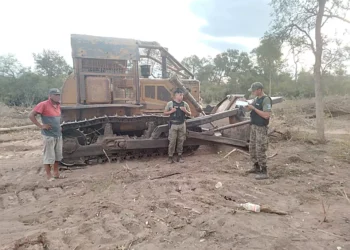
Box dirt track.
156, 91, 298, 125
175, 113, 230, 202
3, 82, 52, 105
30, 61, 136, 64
0, 119, 350, 249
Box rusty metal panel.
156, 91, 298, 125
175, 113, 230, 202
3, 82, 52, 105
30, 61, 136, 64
61, 73, 77, 105
85, 77, 111, 104
71, 34, 140, 60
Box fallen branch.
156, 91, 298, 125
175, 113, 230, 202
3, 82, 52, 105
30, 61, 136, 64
321, 200, 330, 222
338, 188, 350, 204
236, 149, 250, 156
317, 229, 348, 240
268, 152, 278, 159
150, 172, 181, 180
211, 148, 249, 164
183, 206, 202, 214
0, 124, 37, 133
223, 149, 237, 158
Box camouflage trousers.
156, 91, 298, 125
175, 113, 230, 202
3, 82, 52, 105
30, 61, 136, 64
168, 123, 186, 157
249, 125, 269, 167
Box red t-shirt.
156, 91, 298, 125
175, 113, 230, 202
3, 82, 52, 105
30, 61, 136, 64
34, 100, 61, 137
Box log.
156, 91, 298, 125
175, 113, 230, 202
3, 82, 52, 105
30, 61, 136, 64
0, 124, 38, 133
150, 172, 181, 180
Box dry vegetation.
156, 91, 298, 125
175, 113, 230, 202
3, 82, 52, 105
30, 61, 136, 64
0, 103, 33, 128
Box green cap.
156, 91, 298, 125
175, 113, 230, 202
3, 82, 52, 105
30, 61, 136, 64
248, 82, 264, 92
49, 88, 61, 95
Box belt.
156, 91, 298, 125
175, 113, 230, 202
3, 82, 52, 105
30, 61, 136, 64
170, 120, 184, 125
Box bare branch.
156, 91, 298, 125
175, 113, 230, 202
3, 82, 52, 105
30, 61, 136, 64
290, 24, 316, 55
303, 5, 318, 15
321, 56, 336, 74
323, 14, 350, 23
321, 16, 330, 27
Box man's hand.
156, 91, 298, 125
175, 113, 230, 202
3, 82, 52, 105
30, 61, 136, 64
170, 108, 176, 113
180, 107, 190, 115
41, 124, 52, 130
246, 105, 255, 111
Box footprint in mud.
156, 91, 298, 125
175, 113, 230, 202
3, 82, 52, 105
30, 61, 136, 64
18, 190, 37, 205
19, 214, 41, 226
18, 210, 54, 226
33, 188, 47, 200
33, 187, 64, 201
0, 193, 19, 208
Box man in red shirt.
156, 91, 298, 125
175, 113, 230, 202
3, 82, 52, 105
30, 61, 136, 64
29, 88, 63, 181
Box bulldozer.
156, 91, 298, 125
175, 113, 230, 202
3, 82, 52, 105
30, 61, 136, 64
60, 34, 283, 165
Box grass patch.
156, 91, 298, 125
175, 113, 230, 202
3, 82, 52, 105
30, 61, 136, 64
330, 140, 350, 164
0, 103, 34, 127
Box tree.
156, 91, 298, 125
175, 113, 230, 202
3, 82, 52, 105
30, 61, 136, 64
252, 35, 283, 95
33, 49, 72, 78
181, 55, 203, 76
0, 54, 28, 78
270, 0, 350, 141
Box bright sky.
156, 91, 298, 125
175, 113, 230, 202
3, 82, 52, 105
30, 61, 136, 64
0, 0, 349, 70
0, 0, 221, 67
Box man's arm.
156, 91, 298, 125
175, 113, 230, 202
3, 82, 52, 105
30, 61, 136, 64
164, 102, 176, 116
29, 109, 51, 130
247, 97, 271, 119
251, 107, 271, 119
243, 98, 255, 112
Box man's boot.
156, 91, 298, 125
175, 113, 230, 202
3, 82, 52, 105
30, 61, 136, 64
255, 166, 269, 180
246, 162, 260, 174
177, 154, 184, 163
167, 156, 174, 164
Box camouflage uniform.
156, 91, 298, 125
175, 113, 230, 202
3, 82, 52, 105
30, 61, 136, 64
168, 123, 187, 156
250, 125, 268, 167
248, 92, 272, 179
165, 100, 191, 163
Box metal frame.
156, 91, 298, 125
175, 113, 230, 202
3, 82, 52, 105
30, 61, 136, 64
70, 34, 194, 106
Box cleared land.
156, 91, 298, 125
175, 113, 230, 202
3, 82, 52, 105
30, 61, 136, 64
0, 99, 349, 250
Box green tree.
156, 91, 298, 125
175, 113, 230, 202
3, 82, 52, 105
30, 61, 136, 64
252, 35, 283, 96
0, 54, 28, 78
33, 49, 72, 78
0, 54, 65, 106
181, 55, 203, 76
270, 0, 350, 141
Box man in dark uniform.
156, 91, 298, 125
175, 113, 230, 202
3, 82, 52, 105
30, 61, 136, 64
246, 82, 272, 180
164, 88, 191, 163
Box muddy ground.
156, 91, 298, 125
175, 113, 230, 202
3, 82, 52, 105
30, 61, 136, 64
0, 103, 349, 250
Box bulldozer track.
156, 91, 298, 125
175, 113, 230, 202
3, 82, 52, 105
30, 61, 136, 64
61, 114, 200, 166
61, 114, 169, 132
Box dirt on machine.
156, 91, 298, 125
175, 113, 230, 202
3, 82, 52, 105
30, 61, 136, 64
60, 34, 283, 166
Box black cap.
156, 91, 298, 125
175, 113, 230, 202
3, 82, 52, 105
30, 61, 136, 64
174, 88, 183, 94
